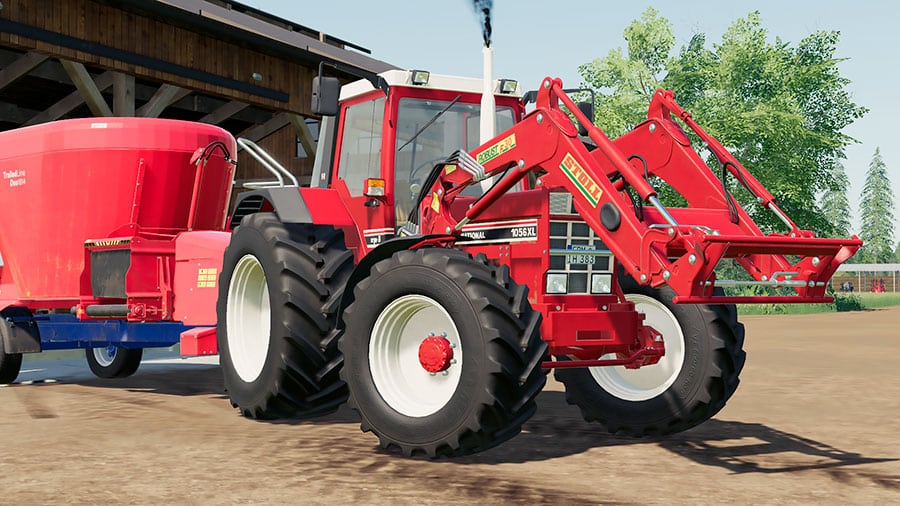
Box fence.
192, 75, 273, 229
833, 263, 900, 293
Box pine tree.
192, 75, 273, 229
858, 148, 896, 262
819, 162, 852, 237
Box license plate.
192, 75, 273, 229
566, 245, 596, 265
566, 254, 595, 265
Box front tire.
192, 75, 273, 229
85, 346, 143, 379
217, 213, 353, 419
0, 337, 23, 384
554, 273, 745, 436
340, 249, 546, 457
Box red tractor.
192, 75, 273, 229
0, 64, 859, 458
212, 68, 860, 457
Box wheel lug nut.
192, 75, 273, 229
442, 370, 449, 376
450, 358, 457, 365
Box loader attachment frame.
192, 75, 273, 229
418, 78, 861, 304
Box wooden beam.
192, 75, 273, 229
60, 60, 113, 117
0, 101, 42, 125
0, 52, 49, 91
236, 113, 290, 147
137, 84, 191, 118
199, 100, 249, 125
113, 73, 135, 116
288, 113, 317, 164
0, 51, 271, 123
25, 71, 116, 126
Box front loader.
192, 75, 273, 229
210, 68, 860, 457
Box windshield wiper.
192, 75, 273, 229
397, 95, 462, 151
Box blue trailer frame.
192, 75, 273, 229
33, 313, 190, 351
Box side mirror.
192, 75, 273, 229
312, 76, 340, 116
576, 101, 594, 137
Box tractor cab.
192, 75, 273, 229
311, 69, 524, 248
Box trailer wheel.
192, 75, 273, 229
217, 213, 353, 419
0, 338, 23, 384
554, 272, 745, 436
85, 346, 143, 379
340, 249, 546, 457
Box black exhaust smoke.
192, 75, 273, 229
473, 0, 493, 47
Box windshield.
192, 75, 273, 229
394, 98, 516, 223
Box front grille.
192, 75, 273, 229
549, 193, 576, 215
547, 218, 614, 294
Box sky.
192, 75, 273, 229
250, 0, 899, 239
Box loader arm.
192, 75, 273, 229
418, 77, 861, 304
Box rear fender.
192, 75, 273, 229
229, 187, 354, 229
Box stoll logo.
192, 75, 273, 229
559, 153, 602, 207
2, 169, 26, 187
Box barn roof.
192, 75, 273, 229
121, 0, 399, 79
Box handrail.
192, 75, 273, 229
236, 137, 299, 188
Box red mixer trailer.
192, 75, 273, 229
0, 117, 235, 380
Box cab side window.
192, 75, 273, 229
337, 97, 386, 196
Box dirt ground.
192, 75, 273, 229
1, 307, 898, 505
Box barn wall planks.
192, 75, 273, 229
0, 0, 312, 115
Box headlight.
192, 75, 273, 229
546, 273, 568, 294
591, 274, 612, 294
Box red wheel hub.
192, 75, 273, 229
418, 336, 454, 373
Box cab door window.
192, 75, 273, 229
337, 97, 386, 196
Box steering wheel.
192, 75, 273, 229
408, 157, 447, 186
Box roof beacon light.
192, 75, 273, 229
410, 70, 430, 86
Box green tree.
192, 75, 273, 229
818, 162, 852, 237
577, 7, 674, 137
858, 148, 896, 262
894, 241, 900, 263
578, 10, 866, 234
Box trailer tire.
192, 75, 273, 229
340, 248, 547, 457
217, 213, 353, 419
85, 346, 143, 379
0, 338, 23, 384
555, 271, 745, 436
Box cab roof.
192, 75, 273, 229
339, 69, 523, 101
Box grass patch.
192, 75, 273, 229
736, 302, 835, 315
855, 292, 900, 309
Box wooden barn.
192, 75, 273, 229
0, 0, 396, 187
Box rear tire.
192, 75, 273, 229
0, 338, 23, 384
340, 249, 546, 457
217, 213, 353, 419
554, 271, 745, 436
85, 346, 143, 379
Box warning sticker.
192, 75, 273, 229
197, 268, 218, 288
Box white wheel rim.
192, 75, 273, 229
589, 294, 685, 401
93, 346, 116, 367
369, 295, 462, 417
226, 254, 271, 383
